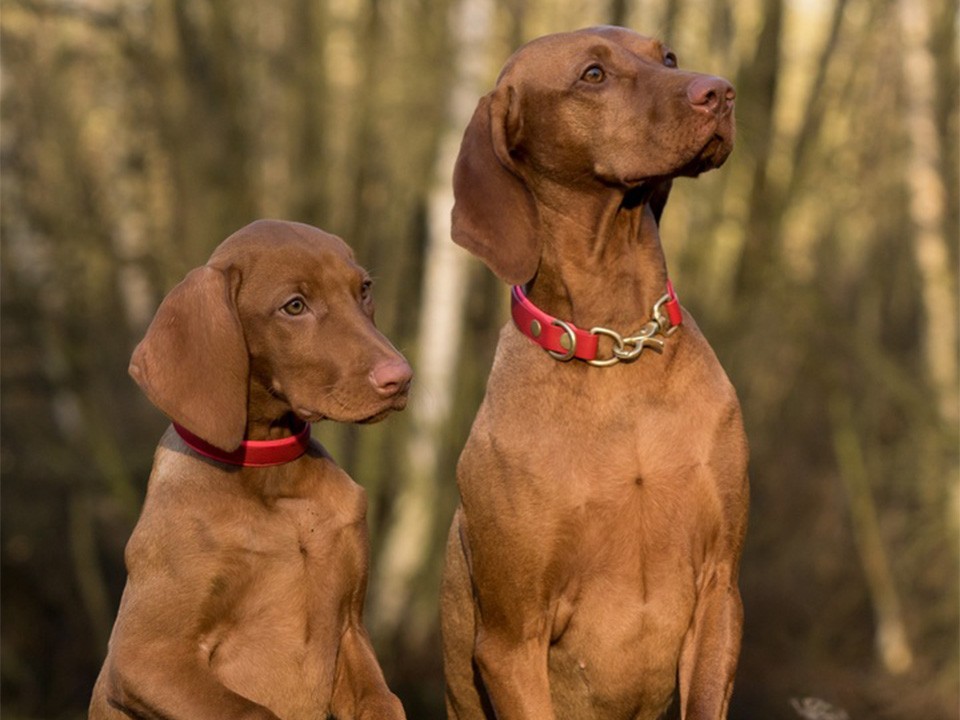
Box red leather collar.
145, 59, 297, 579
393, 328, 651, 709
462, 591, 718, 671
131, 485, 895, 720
511, 285, 600, 361
173, 421, 311, 467
511, 282, 682, 365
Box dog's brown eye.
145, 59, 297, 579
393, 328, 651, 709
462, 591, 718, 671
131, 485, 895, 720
360, 279, 373, 300
664, 52, 678, 68
581, 65, 605, 83
282, 297, 306, 316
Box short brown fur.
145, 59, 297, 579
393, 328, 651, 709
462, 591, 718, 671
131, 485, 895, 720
440, 27, 749, 720
90, 220, 410, 719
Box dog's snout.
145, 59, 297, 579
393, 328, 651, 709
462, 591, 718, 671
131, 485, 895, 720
687, 75, 735, 115
370, 358, 413, 398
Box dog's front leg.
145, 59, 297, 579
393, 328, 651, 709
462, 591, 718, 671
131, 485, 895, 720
472, 622, 556, 720
465, 525, 558, 720
97, 651, 281, 720
329, 518, 405, 720
676, 564, 744, 720
330, 624, 405, 719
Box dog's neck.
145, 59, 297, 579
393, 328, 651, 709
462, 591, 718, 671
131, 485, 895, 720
525, 183, 671, 331
245, 375, 308, 442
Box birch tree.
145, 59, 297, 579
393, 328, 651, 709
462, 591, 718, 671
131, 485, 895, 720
372, 0, 496, 641
898, 0, 958, 427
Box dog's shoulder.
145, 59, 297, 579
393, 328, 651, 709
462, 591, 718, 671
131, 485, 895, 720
298, 445, 370, 523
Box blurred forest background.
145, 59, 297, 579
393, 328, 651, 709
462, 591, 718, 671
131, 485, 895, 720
1, 0, 957, 718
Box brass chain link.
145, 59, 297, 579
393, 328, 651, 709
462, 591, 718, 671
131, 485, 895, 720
585, 292, 679, 367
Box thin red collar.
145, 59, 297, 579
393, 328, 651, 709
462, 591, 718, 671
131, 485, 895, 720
511, 282, 682, 366
173, 421, 311, 467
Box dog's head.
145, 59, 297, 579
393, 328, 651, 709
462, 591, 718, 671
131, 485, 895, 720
452, 26, 736, 284
129, 220, 411, 452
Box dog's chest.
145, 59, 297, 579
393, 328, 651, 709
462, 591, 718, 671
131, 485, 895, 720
463, 343, 744, 716
199, 488, 364, 716
218, 489, 358, 610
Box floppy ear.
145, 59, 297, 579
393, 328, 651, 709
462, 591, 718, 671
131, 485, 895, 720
129, 265, 249, 452
649, 178, 673, 225
451, 85, 541, 285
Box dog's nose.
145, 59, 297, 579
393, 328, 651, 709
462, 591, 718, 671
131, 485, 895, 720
370, 358, 413, 398
687, 75, 735, 115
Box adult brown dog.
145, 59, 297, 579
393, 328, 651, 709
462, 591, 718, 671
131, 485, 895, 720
440, 27, 749, 720
89, 220, 410, 719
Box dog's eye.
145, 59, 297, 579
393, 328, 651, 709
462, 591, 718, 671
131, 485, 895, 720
581, 64, 605, 83
360, 279, 373, 301
664, 52, 678, 68
281, 297, 307, 316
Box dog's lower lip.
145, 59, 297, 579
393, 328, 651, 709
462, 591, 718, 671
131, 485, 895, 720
295, 398, 404, 425
358, 408, 394, 424
295, 408, 324, 422
361, 397, 408, 423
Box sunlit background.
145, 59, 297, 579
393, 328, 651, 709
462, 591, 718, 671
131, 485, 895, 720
1, 0, 957, 718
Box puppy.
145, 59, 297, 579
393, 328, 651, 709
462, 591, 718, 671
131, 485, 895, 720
90, 219, 410, 720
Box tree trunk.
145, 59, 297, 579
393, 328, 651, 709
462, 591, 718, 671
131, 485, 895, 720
371, 0, 495, 640
609, 0, 630, 26
898, 0, 958, 426
829, 395, 914, 675
733, 0, 784, 299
